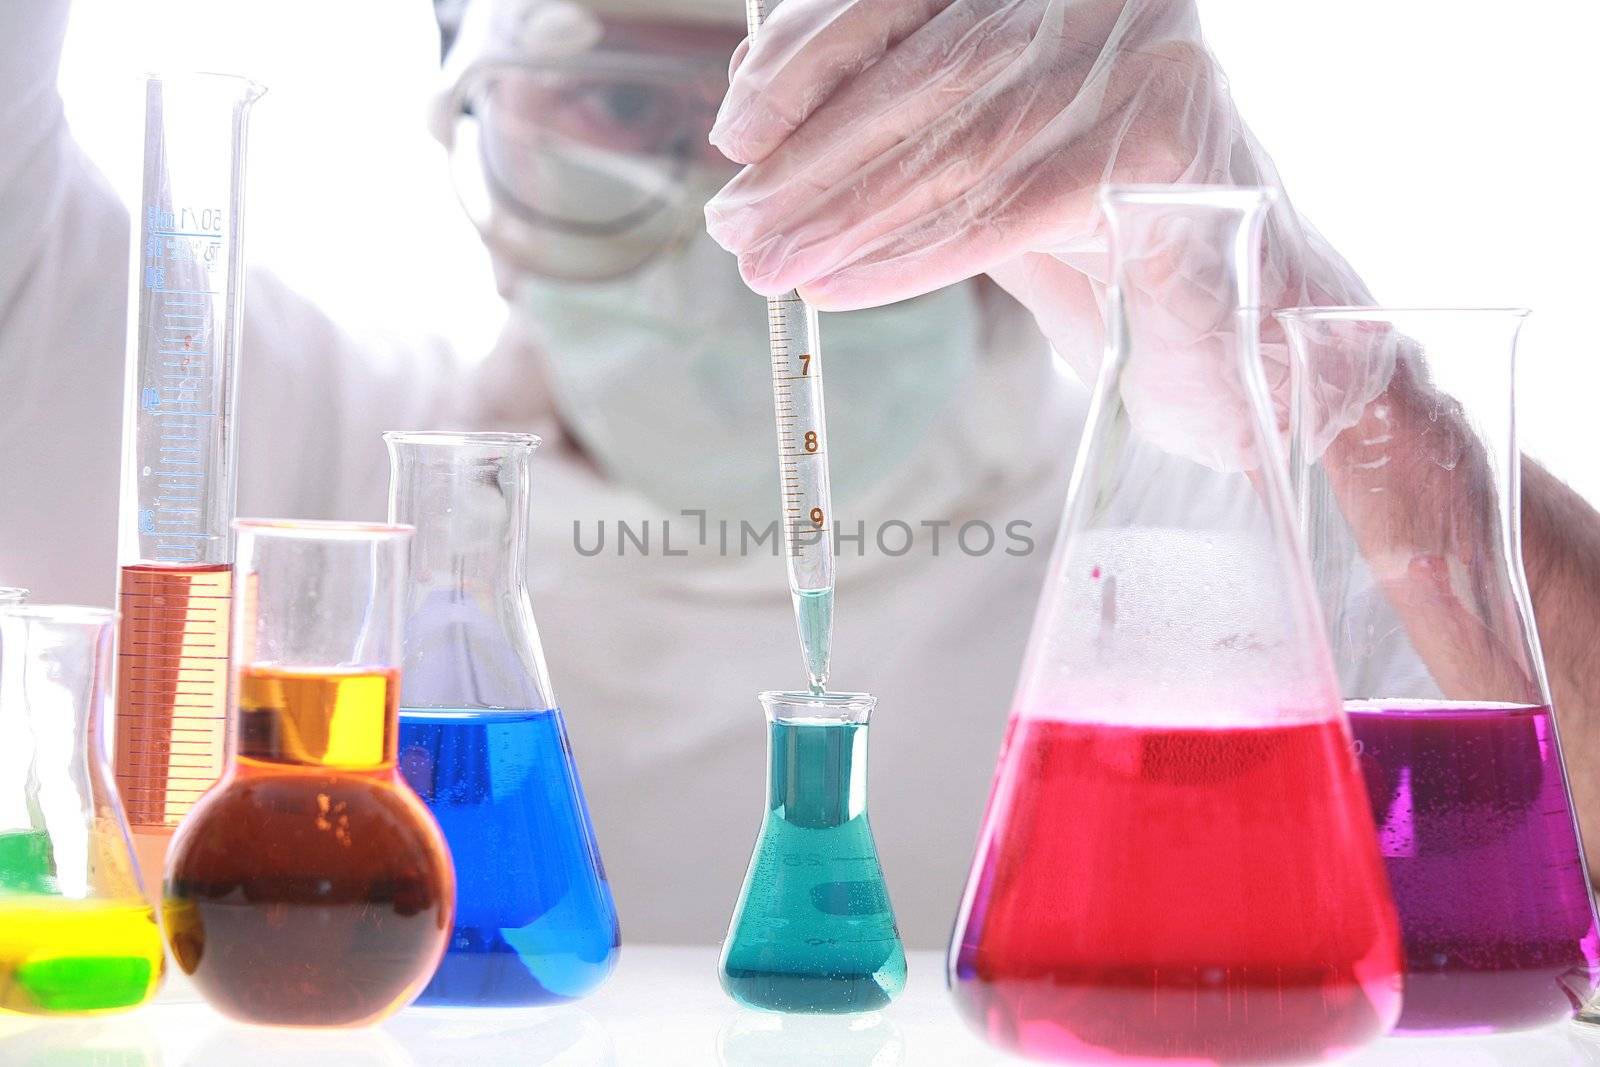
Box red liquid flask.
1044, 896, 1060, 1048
948, 187, 1403, 1065
1282, 309, 1600, 1032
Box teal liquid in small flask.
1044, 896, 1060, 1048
720, 690, 906, 1012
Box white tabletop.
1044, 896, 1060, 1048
3, 945, 1599, 1066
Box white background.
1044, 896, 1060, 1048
56, 0, 1600, 500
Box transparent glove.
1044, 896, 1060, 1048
704, 0, 1382, 469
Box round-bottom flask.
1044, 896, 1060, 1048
163, 521, 453, 1027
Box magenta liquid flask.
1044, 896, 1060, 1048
1282, 308, 1600, 1033
948, 187, 1402, 1065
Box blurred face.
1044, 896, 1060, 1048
450, 15, 745, 283
515, 19, 740, 166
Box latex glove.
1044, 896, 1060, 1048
704, 0, 1380, 468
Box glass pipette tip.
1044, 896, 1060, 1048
744, 0, 838, 694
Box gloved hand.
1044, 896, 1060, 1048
703, 0, 1379, 468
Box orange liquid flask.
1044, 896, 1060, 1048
164, 520, 452, 1027
948, 187, 1402, 1065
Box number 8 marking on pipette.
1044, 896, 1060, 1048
747, 0, 834, 690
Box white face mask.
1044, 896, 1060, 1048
513, 224, 981, 521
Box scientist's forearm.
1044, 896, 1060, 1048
1324, 380, 1600, 867
1319, 369, 1537, 704
1522, 460, 1600, 711
1520, 461, 1600, 846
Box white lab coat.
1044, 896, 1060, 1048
0, 0, 1087, 947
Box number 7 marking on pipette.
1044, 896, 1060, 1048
800, 352, 811, 375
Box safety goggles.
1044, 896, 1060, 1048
442, 50, 734, 283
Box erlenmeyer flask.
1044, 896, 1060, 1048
720, 690, 906, 1013
0, 605, 163, 1015
163, 520, 453, 1027
948, 187, 1402, 1064
1281, 307, 1600, 1033
386, 431, 619, 1007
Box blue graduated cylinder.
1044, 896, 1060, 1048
398, 707, 618, 1005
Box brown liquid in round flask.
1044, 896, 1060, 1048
164, 666, 453, 1027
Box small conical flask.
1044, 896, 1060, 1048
386, 431, 619, 1007
0, 604, 163, 1015
163, 520, 454, 1027
948, 187, 1402, 1065
721, 690, 906, 1013
1281, 308, 1600, 1033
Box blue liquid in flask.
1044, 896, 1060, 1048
720, 718, 906, 1013
398, 708, 619, 1006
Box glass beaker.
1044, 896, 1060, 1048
948, 187, 1402, 1065
720, 690, 906, 1013
115, 73, 263, 907
1281, 307, 1600, 1033
163, 520, 454, 1028
385, 431, 619, 1007
0, 605, 163, 1015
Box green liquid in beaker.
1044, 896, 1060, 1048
720, 720, 905, 1013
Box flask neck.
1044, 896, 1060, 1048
234, 665, 399, 770
1102, 189, 1272, 470
0, 609, 117, 894
1021, 188, 1341, 725
0, 610, 112, 761
389, 439, 533, 600
386, 434, 554, 712
765, 718, 869, 829
1283, 309, 1546, 705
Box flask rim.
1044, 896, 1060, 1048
1100, 183, 1275, 212
1277, 306, 1530, 321
144, 70, 267, 103
759, 689, 876, 724
383, 429, 542, 450
0, 604, 117, 626
233, 518, 413, 541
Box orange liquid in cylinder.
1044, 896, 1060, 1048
164, 667, 453, 1027
115, 563, 232, 906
